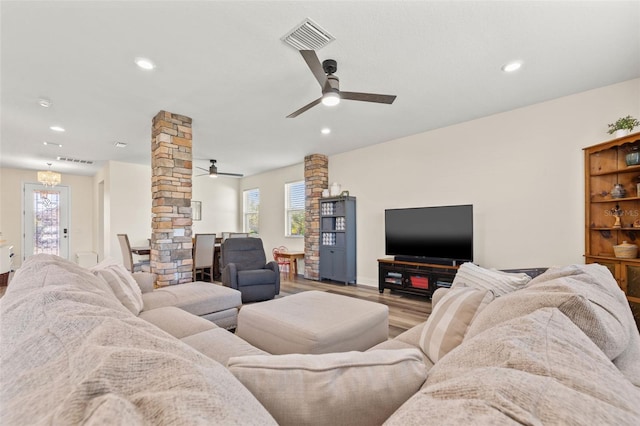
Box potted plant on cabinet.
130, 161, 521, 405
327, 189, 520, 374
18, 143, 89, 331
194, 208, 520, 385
607, 115, 640, 138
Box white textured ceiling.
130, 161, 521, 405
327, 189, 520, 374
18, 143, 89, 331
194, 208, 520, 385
1, 1, 639, 177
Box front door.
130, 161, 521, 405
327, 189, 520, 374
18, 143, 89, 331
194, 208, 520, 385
23, 183, 70, 261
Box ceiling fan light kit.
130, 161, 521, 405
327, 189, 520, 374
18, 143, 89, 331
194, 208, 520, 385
322, 91, 340, 106
287, 50, 396, 118
209, 162, 218, 178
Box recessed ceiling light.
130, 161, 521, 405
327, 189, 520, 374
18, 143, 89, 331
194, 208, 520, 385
50, 125, 65, 132
114, 141, 127, 148
135, 57, 156, 70
43, 141, 62, 147
321, 127, 331, 135
38, 98, 52, 108
501, 61, 523, 73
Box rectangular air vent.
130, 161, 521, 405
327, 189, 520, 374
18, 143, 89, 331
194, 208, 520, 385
281, 18, 335, 51
57, 156, 94, 165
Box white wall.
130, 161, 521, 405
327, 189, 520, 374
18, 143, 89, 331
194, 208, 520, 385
192, 175, 241, 237
332, 79, 640, 286
94, 161, 241, 262
247, 79, 640, 288
0, 167, 94, 267
93, 161, 152, 262
241, 163, 306, 261
5, 80, 638, 283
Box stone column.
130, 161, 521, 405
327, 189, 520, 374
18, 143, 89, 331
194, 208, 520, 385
151, 111, 193, 286
304, 154, 328, 280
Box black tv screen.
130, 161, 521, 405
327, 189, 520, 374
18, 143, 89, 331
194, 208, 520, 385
385, 204, 473, 262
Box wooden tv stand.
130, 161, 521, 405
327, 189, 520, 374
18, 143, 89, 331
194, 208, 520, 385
377, 257, 459, 298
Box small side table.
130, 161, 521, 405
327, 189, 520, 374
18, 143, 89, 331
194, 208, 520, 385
276, 251, 305, 280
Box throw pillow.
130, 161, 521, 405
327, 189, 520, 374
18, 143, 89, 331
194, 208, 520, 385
227, 348, 427, 426
419, 286, 494, 364
91, 258, 144, 315
452, 262, 531, 296
465, 263, 640, 386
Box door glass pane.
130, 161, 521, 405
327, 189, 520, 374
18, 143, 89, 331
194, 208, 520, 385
33, 190, 60, 255
626, 265, 640, 299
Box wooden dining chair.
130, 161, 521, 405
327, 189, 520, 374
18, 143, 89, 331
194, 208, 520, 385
193, 233, 216, 282
117, 234, 150, 273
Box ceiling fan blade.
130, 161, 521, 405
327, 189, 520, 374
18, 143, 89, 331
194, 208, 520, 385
300, 50, 327, 89
287, 97, 323, 118
340, 91, 397, 104
217, 172, 244, 177
195, 166, 209, 172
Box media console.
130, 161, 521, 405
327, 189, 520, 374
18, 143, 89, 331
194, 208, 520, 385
377, 257, 459, 298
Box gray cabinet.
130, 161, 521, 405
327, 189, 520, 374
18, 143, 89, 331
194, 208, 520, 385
319, 196, 356, 284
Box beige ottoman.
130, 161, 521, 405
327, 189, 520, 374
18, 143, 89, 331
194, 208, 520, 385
236, 291, 389, 354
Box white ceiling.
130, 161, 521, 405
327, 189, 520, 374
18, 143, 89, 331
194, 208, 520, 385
2, 1, 639, 177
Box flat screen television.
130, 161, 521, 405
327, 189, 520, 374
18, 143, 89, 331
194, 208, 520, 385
385, 204, 473, 264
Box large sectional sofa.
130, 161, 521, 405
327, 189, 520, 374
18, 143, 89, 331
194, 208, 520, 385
1, 254, 640, 425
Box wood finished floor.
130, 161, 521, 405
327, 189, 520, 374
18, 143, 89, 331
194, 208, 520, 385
273, 274, 432, 338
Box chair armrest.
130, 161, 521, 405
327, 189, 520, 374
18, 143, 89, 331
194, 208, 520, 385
132, 272, 156, 293
265, 261, 280, 294
222, 263, 239, 289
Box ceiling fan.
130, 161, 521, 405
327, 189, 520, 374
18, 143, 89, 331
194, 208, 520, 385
287, 50, 397, 118
195, 160, 243, 178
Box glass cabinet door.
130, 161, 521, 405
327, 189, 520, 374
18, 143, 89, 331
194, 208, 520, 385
585, 258, 621, 288
620, 263, 640, 329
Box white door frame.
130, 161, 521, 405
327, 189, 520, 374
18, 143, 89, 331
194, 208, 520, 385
23, 183, 71, 261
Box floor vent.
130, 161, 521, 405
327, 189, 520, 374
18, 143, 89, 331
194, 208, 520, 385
282, 18, 335, 51
57, 156, 94, 165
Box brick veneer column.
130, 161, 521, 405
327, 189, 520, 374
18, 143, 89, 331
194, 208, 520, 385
304, 154, 328, 280
151, 111, 193, 286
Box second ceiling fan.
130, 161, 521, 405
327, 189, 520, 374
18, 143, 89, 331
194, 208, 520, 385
287, 50, 397, 118
195, 160, 243, 178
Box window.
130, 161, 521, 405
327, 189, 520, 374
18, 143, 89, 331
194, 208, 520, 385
285, 181, 305, 237
243, 188, 260, 234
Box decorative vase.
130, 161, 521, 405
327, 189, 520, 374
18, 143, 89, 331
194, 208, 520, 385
615, 129, 631, 138
611, 183, 626, 199
330, 182, 341, 196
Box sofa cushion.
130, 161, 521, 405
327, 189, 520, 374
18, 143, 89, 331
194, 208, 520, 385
237, 269, 277, 286
452, 262, 531, 296
141, 281, 241, 317
369, 321, 434, 370
138, 306, 217, 339
91, 258, 144, 315
419, 286, 494, 363
228, 348, 427, 426
131, 272, 155, 293
467, 263, 640, 385
1, 255, 276, 425
182, 328, 268, 365
386, 308, 640, 425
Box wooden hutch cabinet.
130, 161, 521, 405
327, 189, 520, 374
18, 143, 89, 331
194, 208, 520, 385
584, 131, 640, 326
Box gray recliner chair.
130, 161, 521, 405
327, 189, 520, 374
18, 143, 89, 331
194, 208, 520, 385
220, 237, 280, 303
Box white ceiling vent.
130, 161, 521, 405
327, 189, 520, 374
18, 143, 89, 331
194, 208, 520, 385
282, 18, 335, 51
57, 156, 94, 165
